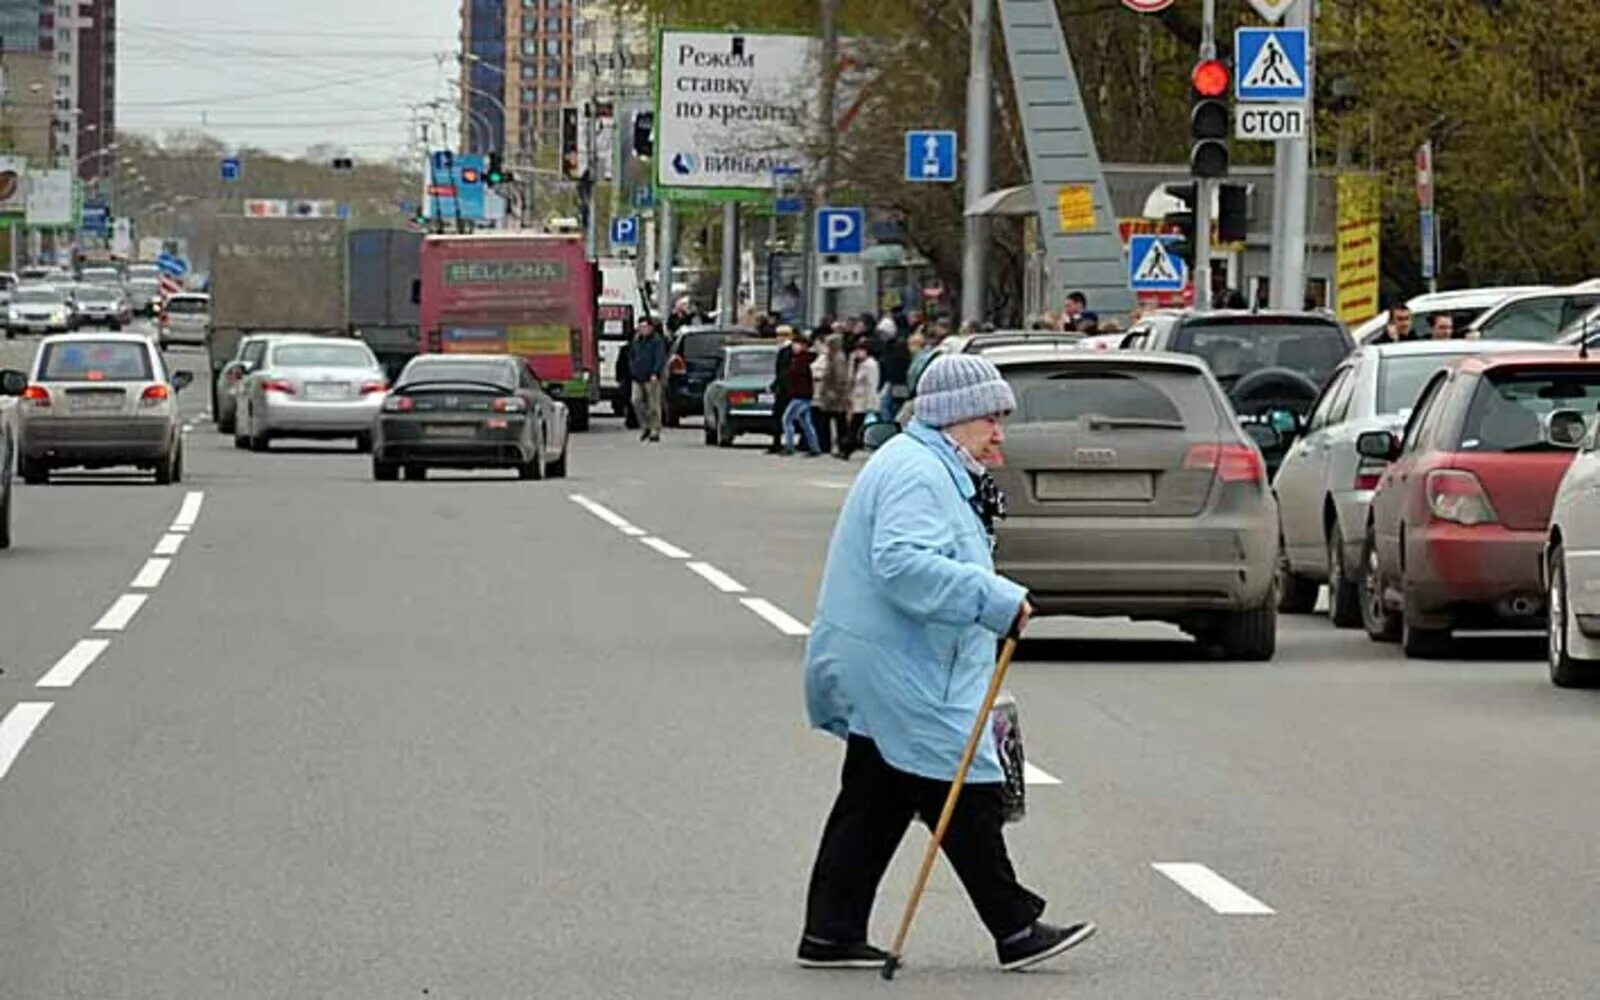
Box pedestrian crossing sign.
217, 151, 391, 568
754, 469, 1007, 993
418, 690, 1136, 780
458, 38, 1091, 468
1234, 27, 1309, 102
1128, 235, 1186, 292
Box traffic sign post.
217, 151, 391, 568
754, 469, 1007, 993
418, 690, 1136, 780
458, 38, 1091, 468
1235, 103, 1306, 141
815, 207, 865, 255
1234, 28, 1309, 102
1245, 0, 1293, 22
1128, 235, 1187, 293
1420, 209, 1437, 283
773, 166, 804, 216
817, 262, 865, 289
904, 130, 957, 183
610, 215, 640, 250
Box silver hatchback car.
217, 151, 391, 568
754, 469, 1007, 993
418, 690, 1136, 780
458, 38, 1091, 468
234, 337, 387, 452
9, 333, 193, 483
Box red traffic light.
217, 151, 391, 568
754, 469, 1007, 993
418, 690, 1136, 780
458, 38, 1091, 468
460, 167, 482, 184
1191, 59, 1230, 98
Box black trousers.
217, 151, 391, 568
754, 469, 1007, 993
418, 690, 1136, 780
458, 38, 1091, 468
842, 413, 865, 457
803, 735, 1045, 944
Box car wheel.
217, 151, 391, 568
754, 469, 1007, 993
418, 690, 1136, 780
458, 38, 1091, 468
547, 441, 568, 479
403, 464, 427, 481
1215, 593, 1278, 661
1276, 539, 1319, 614
172, 443, 184, 484
1327, 523, 1362, 628
217, 410, 235, 435
248, 415, 270, 451
703, 414, 717, 446
154, 447, 177, 485
233, 429, 249, 450
0, 481, 11, 549
662, 398, 680, 428
1401, 613, 1452, 659
373, 458, 399, 481
109, 322, 120, 331
19, 457, 47, 486
1359, 531, 1401, 643
518, 436, 546, 480
717, 415, 736, 448
567, 401, 590, 433
354, 431, 373, 454
1548, 544, 1600, 688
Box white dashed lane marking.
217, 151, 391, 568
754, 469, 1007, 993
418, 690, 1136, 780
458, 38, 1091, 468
153, 533, 185, 556
739, 597, 812, 637
36, 639, 111, 689
640, 536, 691, 560
0, 703, 53, 782
130, 557, 171, 589
685, 562, 748, 594
172, 490, 205, 529
1152, 863, 1276, 915
93, 594, 148, 632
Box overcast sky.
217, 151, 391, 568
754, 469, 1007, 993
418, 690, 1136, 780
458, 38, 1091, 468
117, 0, 461, 162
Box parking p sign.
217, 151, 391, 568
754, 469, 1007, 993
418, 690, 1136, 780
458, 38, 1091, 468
815, 207, 865, 255
610, 215, 639, 249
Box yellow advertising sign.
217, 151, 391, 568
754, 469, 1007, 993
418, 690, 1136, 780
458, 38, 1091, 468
507, 325, 570, 357
1336, 174, 1382, 325
1056, 184, 1095, 233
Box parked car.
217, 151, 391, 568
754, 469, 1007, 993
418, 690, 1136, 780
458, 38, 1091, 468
1357, 354, 1600, 657
1461, 281, 1600, 342
8, 333, 193, 484
126, 278, 161, 317
1117, 309, 1354, 474
1273, 339, 1570, 626
1352, 287, 1552, 345
6, 284, 74, 338
702, 343, 781, 447
125, 263, 161, 283
0, 368, 26, 547
874, 348, 1283, 659
158, 292, 211, 348
70, 284, 133, 329
664, 325, 760, 426
373, 353, 569, 481
234, 337, 388, 452
1543, 420, 1600, 688
213, 332, 294, 435
0, 271, 16, 312
78, 265, 122, 286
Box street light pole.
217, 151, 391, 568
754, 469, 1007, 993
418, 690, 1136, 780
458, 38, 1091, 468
1193, 0, 1217, 313
960, 0, 992, 325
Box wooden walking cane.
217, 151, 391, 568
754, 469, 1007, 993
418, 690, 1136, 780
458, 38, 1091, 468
880, 635, 1020, 981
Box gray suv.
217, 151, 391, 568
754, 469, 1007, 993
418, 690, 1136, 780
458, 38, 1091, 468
0, 368, 29, 546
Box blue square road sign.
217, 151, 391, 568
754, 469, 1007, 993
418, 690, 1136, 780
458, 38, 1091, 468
220, 157, 241, 182
815, 207, 865, 255
905, 130, 958, 183
1234, 28, 1309, 102
611, 215, 640, 248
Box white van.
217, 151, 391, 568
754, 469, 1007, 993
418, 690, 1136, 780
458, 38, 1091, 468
596, 258, 650, 416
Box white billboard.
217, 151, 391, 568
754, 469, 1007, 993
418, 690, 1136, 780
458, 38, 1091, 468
25, 169, 75, 227
0, 156, 27, 216
654, 31, 814, 196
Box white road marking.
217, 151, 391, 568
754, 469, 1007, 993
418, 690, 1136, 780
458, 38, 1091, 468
93, 594, 148, 632
0, 702, 53, 782
740, 597, 812, 636
36, 639, 111, 689
686, 561, 748, 594
805, 479, 853, 490
620, 525, 647, 537
640, 536, 691, 559
1023, 762, 1063, 786
1152, 863, 1276, 915
569, 494, 644, 534
130, 557, 171, 589
172, 490, 205, 528
153, 533, 185, 556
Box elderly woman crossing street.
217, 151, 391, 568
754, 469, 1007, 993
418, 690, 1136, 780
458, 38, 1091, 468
797, 354, 1097, 973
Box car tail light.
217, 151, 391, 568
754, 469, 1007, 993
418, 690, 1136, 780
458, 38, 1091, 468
225, 368, 243, 383
21, 384, 50, 407
1354, 461, 1385, 491
728, 390, 755, 406
1425, 469, 1498, 525
1184, 442, 1265, 483
491, 397, 527, 413
669, 354, 687, 375
141, 384, 170, 406
261, 379, 295, 395
383, 395, 414, 412
359, 381, 387, 395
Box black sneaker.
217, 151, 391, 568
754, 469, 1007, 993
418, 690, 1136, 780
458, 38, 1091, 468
796, 937, 891, 969
996, 921, 1097, 972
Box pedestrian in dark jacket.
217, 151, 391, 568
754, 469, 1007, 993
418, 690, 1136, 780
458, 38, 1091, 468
799, 354, 1096, 972
767, 325, 796, 453
615, 337, 637, 429
628, 318, 669, 442
782, 333, 821, 456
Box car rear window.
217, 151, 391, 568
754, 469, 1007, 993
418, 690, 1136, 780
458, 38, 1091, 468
401, 360, 516, 389
1005, 364, 1221, 428
39, 341, 153, 381
726, 350, 776, 377
272, 343, 375, 368
164, 297, 208, 314
1378, 352, 1473, 414
1460, 368, 1600, 452
1180, 320, 1349, 387
683, 331, 739, 360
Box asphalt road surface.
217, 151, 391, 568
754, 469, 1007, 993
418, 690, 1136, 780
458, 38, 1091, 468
3, 342, 1599, 997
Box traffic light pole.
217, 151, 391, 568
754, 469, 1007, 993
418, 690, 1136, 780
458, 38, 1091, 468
1193, 0, 1217, 312
959, 0, 993, 325
1272, 0, 1312, 311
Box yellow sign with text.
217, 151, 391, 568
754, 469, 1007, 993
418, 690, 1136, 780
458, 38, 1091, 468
1056, 184, 1095, 233
507, 325, 570, 357
1336, 174, 1382, 326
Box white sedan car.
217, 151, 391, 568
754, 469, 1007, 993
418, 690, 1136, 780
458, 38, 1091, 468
234, 337, 387, 452
1545, 427, 1600, 688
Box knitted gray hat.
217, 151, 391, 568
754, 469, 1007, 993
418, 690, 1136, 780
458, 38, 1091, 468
915, 354, 1016, 428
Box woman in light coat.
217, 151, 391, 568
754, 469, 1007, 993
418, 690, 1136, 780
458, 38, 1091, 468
842, 338, 879, 459
797, 354, 1096, 973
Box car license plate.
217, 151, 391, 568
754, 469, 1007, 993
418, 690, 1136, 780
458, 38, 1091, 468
304, 382, 349, 401
757, 392, 775, 406
1034, 471, 1153, 502
70, 393, 123, 412
426, 424, 477, 438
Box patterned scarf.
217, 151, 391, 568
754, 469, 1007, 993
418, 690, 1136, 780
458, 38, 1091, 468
944, 432, 1008, 542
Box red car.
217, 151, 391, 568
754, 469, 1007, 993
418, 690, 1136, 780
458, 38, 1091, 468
1356, 353, 1599, 657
